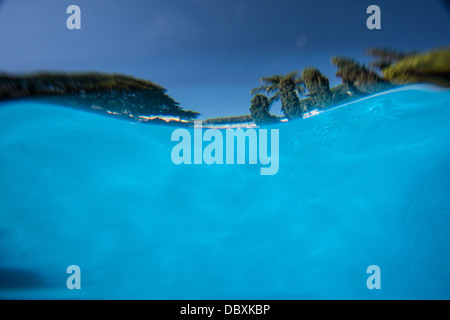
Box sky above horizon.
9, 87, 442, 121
0, 0, 449, 118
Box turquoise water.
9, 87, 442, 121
0, 85, 449, 299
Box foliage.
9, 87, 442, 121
331, 56, 389, 94
249, 94, 279, 125
0, 72, 200, 120
330, 83, 354, 104
203, 114, 253, 125
382, 47, 450, 87
365, 47, 415, 71
251, 72, 305, 119
301, 67, 333, 109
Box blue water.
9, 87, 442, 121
0, 85, 449, 299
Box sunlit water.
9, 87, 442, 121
0, 85, 449, 299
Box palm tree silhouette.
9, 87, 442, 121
251, 71, 305, 119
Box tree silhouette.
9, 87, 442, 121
365, 47, 415, 71
301, 67, 333, 109
249, 94, 278, 125
251, 71, 305, 119
331, 56, 388, 94
0, 72, 200, 120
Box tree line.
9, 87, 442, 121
248, 47, 417, 125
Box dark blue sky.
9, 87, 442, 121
0, 0, 449, 118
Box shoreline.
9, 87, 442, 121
1, 47, 448, 128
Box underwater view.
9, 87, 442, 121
0, 0, 449, 302
1, 85, 449, 299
